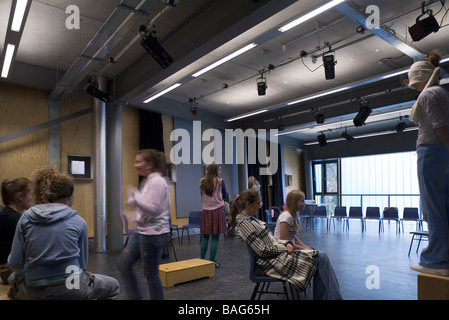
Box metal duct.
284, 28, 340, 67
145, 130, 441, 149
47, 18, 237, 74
335, 3, 426, 61
48, 0, 155, 101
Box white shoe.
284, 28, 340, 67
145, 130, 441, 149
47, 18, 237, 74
410, 264, 449, 276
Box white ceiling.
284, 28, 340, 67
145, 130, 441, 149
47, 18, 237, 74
1, 0, 448, 145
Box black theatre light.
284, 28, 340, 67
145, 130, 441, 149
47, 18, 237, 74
85, 80, 110, 103
353, 102, 372, 127
257, 76, 267, 96
409, 14, 440, 42
396, 119, 407, 133
140, 32, 174, 69
323, 51, 336, 80
341, 129, 355, 142
317, 133, 327, 147
315, 112, 325, 124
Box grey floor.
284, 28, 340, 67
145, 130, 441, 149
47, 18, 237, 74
87, 218, 423, 301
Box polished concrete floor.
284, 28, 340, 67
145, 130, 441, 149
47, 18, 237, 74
87, 218, 423, 300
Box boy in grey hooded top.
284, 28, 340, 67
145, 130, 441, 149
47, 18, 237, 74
9, 203, 88, 287
7, 167, 119, 300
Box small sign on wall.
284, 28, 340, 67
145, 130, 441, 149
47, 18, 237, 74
68, 154, 91, 179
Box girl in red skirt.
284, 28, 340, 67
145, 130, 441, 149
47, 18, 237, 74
200, 163, 227, 267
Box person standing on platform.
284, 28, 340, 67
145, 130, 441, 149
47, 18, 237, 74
200, 163, 227, 268
8, 167, 120, 300
0, 178, 34, 284
118, 149, 171, 300
407, 50, 449, 276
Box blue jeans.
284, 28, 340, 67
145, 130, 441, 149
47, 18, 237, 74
417, 144, 449, 269
117, 232, 170, 300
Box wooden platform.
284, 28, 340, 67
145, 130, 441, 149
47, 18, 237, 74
0, 285, 12, 300
418, 272, 449, 300
159, 258, 215, 288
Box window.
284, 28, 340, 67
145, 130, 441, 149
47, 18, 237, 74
312, 160, 339, 212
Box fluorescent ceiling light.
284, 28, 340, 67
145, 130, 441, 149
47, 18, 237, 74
287, 86, 350, 106
225, 109, 268, 122
11, 0, 29, 32
192, 43, 257, 78
1, 44, 16, 78
279, 0, 346, 32
143, 83, 182, 103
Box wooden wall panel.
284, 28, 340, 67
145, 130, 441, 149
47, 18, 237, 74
0, 83, 49, 202
60, 93, 94, 236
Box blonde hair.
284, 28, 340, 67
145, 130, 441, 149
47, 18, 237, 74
33, 167, 74, 204
285, 190, 305, 230
248, 176, 259, 188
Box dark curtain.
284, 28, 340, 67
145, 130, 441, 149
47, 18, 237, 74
139, 109, 164, 152
271, 144, 284, 208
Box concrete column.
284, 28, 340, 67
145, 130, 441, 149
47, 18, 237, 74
93, 77, 107, 253
47, 98, 62, 171
106, 103, 123, 250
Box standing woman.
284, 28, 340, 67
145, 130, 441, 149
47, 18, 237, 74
248, 176, 264, 220
407, 50, 449, 276
200, 163, 227, 267
118, 149, 171, 300
0, 178, 34, 283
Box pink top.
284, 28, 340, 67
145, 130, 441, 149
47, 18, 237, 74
201, 178, 224, 210
128, 172, 170, 235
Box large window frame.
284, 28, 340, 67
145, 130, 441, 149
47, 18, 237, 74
312, 159, 339, 213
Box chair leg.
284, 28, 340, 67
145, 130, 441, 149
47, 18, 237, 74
251, 283, 260, 300
408, 234, 416, 256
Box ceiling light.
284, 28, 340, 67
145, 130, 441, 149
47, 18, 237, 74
143, 83, 181, 103
409, 14, 440, 42
317, 133, 327, 147
1, 44, 16, 78
396, 117, 407, 133
140, 32, 174, 69
225, 109, 268, 122
279, 0, 346, 32
341, 130, 355, 142
192, 43, 257, 78
287, 86, 350, 106
257, 76, 267, 96
353, 103, 372, 127
11, 0, 30, 32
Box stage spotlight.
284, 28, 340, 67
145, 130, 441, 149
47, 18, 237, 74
317, 133, 327, 147
409, 14, 440, 42
341, 131, 355, 142
315, 112, 325, 124
140, 32, 173, 69
353, 102, 371, 127
396, 119, 407, 133
85, 79, 110, 103
323, 51, 336, 80
257, 76, 267, 96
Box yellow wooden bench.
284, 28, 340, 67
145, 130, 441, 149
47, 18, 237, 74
159, 258, 215, 288
418, 272, 449, 300
0, 285, 12, 300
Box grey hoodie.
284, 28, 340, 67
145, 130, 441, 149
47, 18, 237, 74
8, 203, 88, 285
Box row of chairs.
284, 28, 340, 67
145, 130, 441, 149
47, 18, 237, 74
301, 206, 423, 233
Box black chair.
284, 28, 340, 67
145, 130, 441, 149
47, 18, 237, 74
269, 207, 282, 222
348, 206, 365, 232
169, 217, 182, 245
401, 207, 422, 231
298, 208, 312, 229
408, 230, 429, 256
246, 244, 299, 300
330, 206, 348, 231
313, 206, 329, 230
381, 207, 401, 233
365, 207, 382, 233
182, 211, 202, 244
